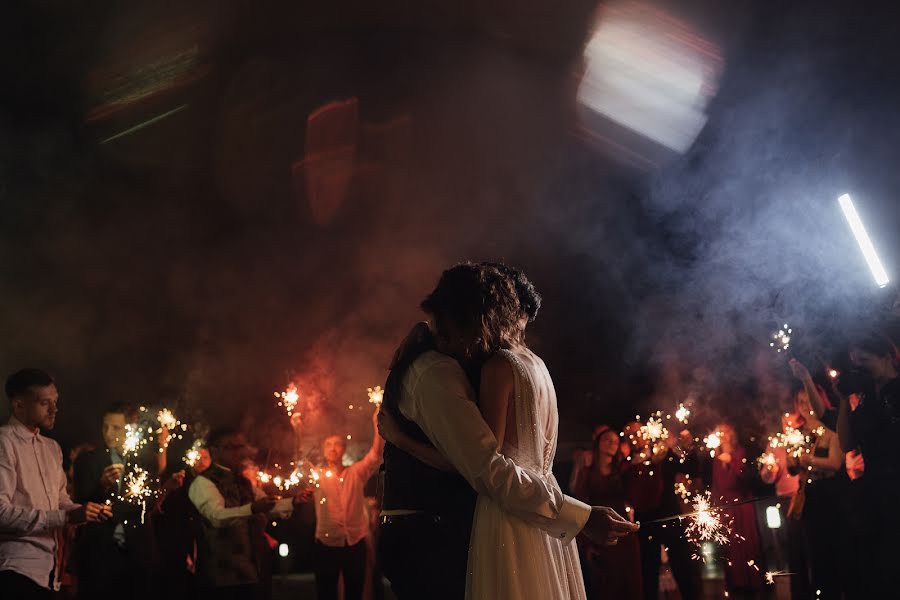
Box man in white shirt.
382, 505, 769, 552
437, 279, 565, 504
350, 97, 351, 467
312, 407, 384, 600
379, 264, 637, 599
188, 428, 294, 600
0, 369, 111, 599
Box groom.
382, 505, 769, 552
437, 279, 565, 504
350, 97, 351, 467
378, 263, 637, 599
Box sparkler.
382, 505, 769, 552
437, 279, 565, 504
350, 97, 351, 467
674, 404, 690, 424
703, 431, 721, 457
367, 386, 384, 407
765, 571, 794, 585
118, 465, 155, 524
674, 480, 692, 503
768, 425, 822, 459
122, 424, 148, 457
157, 408, 180, 430
838, 193, 890, 288
183, 439, 204, 467
769, 324, 792, 353
756, 452, 777, 469
683, 492, 732, 550
275, 383, 300, 418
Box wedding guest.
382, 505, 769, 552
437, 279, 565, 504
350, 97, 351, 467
710, 423, 764, 595
73, 402, 166, 599
624, 427, 699, 600
758, 414, 810, 600
0, 369, 110, 598
573, 426, 642, 600
154, 444, 212, 600
188, 428, 294, 600
312, 408, 384, 600
836, 333, 900, 595
789, 385, 846, 598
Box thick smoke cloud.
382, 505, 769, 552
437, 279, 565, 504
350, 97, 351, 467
2, 0, 899, 461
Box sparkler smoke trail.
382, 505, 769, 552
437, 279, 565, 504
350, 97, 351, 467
3, 2, 899, 463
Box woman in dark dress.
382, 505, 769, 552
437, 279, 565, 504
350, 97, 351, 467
710, 423, 764, 596
573, 426, 643, 600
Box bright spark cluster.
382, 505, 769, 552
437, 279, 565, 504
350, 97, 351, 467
275, 383, 300, 418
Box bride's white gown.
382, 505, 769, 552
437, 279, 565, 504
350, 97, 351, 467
465, 347, 587, 600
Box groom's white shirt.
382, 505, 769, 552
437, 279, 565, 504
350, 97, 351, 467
398, 350, 591, 540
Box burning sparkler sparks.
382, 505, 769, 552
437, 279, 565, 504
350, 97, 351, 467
769, 324, 792, 353
768, 425, 822, 458
757, 452, 777, 468
683, 492, 732, 550
118, 465, 156, 524
674, 404, 691, 424
367, 386, 384, 407
674, 480, 692, 503
183, 439, 204, 467
122, 424, 147, 457
275, 383, 300, 418
765, 571, 794, 585
703, 431, 722, 457
157, 408, 179, 430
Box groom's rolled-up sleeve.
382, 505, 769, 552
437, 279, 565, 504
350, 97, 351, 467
401, 353, 591, 540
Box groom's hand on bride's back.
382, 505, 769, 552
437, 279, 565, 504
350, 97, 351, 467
583, 506, 640, 546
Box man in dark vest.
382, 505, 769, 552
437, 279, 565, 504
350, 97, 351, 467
187, 428, 292, 600
378, 263, 637, 600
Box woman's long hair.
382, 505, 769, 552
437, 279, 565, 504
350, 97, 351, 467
420, 262, 521, 360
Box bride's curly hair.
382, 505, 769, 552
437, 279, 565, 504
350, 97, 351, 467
420, 262, 521, 360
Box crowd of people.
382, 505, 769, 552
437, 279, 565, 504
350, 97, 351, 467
2, 261, 899, 600
0, 369, 385, 600
566, 326, 900, 599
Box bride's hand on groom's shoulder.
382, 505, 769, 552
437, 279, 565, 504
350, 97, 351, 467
583, 506, 640, 546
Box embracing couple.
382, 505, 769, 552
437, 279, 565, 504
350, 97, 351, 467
377, 262, 638, 600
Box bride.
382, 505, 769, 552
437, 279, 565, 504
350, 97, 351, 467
380, 264, 588, 600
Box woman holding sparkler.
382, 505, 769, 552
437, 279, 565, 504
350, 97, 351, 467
709, 423, 764, 595
572, 426, 643, 600
758, 413, 811, 600
788, 382, 847, 599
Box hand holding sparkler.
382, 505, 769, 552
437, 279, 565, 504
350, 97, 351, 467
583, 506, 640, 546
251, 496, 280, 514
100, 464, 124, 491
67, 501, 113, 525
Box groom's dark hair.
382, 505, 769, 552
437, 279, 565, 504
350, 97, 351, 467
420, 262, 519, 358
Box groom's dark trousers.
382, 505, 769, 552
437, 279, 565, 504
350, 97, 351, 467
379, 511, 472, 600
377, 323, 477, 599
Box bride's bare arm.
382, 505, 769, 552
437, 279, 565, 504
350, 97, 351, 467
479, 354, 515, 450
378, 409, 456, 472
